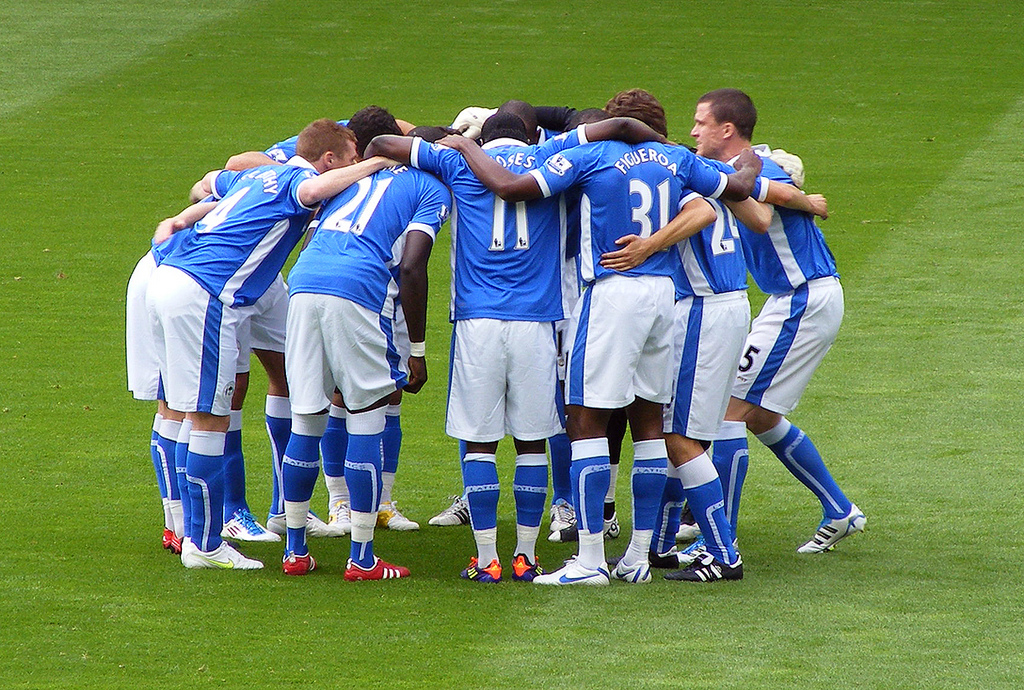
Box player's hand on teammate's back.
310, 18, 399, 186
599, 234, 655, 272
153, 217, 186, 244
806, 194, 828, 219
404, 357, 427, 394
733, 148, 763, 175
435, 134, 470, 151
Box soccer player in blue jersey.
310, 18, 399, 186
147, 119, 392, 569
367, 113, 668, 583
691, 88, 866, 553
278, 153, 450, 579
127, 227, 203, 555
599, 166, 773, 582
438, 92, 762, 585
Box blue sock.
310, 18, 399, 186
222, 412, 246, 520
548, 432, 572, 504
570, 439, 611, 536
462, 453, 500, 531
175, 421, 192, 539
346, 410, 385, 568
150, 422, 168, 500
654, 467, 685, 555
321, 408, 348, 495
681, 453, 737, 565
155, 420, 180, 501
185, 430, 227, 553
265, 396, 291, 518
761, 419, 851, 519
631, 441, 668, 533
383, 408, 401, 476
712, 421, 749, 534
513, 455, 547, 529
282, 431, 322, 556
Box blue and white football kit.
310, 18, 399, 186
407, 128, 586, 574
713, 153, 861, 547
279, 164, 450, 569
528, 140, 731, 580
146, 160, 319, 559
654, 166, 752, 567
126, 231, 190, 547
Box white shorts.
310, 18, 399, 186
446, 318, 561, 443
664, 291, 750, 440
286, 292, 407, 415
732, 276, 843, 414
565, 274, 675, 408
235, 273, 288, 374
146, 265, 240, 416
126, 251, 161, 400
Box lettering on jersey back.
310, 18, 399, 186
494, 151, 537, 169
242, 168, 281, 195
613, 148, 678, 176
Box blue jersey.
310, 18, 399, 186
743, 155, 838, 294
264, 119, 349, 163
150, 195, 215, 265
531, 141, 729, 284
409, 128, 586, 322
671, 157, 750, 298
150, 226, 188, 266
161, 162, 317, 307
288, 165, 451, 317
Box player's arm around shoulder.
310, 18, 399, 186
434, 134, 542, 203
725, 197, 773, 233
224, 151, 278, 171
719, 149, 762, 201
583, 117, 668, 146
763, 180, 828, 219
600, 195, 717, 272
364, 135, 414, 164
189, 170, 222, 203
296, 156, 394, 207
153, 200, 217, 244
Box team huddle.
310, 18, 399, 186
125, 87, 866, 585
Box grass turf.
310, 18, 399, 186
1, 1, 1023, 687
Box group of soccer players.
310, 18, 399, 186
126, 86, 866, 585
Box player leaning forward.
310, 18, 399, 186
442, 102, 762, 585
692, 88, 867, 552
278, 141, 451, 579
146, 119, 391, 569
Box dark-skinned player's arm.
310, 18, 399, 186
363, 135, 416, 165
434, 134, 542, 202
398, 230, 434, 394
719, 148, 762, 201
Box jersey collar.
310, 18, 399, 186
482, 138, 529, 150
285, 155, 318, 171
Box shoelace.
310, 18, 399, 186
236, 509, 264, 533
443, 496, 467, 515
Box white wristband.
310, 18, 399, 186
409, 341, 426, 358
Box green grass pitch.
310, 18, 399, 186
1, 1, 1023, 687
